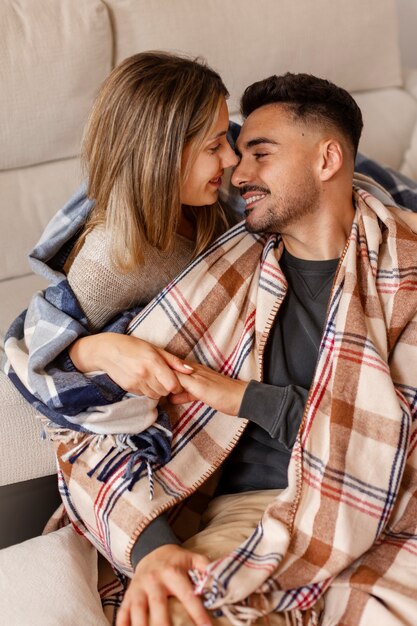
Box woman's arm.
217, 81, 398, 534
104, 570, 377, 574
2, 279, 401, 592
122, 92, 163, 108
69, 333, 193, 398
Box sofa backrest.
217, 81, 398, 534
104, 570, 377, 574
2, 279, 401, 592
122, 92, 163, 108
0, 0, 112, 285
106, 0, 403, 116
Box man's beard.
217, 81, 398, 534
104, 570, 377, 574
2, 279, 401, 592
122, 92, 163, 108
244, 177, 320, 234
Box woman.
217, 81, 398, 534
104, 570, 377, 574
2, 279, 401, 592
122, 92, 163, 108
68, 52, 237, 329
64, 51, 239, 400
4, 51, 238, 427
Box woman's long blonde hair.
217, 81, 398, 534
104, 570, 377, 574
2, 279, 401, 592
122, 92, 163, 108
79, 51, 231, 270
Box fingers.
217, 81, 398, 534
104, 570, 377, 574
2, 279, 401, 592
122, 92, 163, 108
125, 357, 184, 398
147, 584, 172, 626
122, 591, 148, 626
134, 348, 185, 397
190, 552, 211, 571
163, 568, 211, 626
97, 336, 187, 397
138, 372, 180, 399
153, 358, 184, 395
174, 369, 248, 415
138, 349, 194, 397
159, 349, 194, 375
170, 391, 195, 405
116, 603, 130, 626
117, 571, 210, 626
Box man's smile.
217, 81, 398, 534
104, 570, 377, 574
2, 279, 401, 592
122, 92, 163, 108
243, 193, 268, 209
240, 186, 270, 210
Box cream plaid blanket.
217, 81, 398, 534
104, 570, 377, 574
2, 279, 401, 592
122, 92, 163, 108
51, 189, 417, 625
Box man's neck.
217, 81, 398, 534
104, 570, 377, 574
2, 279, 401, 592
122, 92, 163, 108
281, 192, 355, 261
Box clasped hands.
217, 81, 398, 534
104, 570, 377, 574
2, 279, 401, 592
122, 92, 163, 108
69, 333, 248, 416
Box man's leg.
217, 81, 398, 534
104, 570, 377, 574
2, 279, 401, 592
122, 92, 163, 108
164, 490, 288, 626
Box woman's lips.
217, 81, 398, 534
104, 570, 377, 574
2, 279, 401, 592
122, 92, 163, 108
209, 176, 222, 189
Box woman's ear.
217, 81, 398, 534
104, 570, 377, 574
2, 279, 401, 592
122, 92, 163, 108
317, 139, 343, 181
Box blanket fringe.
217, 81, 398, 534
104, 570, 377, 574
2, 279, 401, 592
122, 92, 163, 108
52, 429, 162, 500
210, 604, 321, 626
46, 411, 172, 501
206, 602, 320, 626
190, 570, 322, 626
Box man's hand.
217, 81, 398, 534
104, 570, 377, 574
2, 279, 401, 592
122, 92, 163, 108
69, 334, 193, 399
116, 545, 211, 626
170, 363, 249, 416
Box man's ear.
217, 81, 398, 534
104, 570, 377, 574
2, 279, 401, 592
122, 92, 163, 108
317, 140, 343, 181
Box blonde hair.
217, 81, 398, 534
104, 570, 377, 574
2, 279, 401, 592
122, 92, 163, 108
79, 51, 230, 270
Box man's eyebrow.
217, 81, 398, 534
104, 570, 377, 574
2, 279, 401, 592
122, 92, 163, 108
235, 137, 279, 156
246, 138, 279, 148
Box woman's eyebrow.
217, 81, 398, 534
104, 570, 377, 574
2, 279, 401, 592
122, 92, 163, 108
208, 130, 228, 140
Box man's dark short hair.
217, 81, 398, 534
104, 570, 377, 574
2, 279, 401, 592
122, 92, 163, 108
240, 73, 363, 157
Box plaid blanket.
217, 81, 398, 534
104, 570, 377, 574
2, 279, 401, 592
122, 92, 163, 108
191, 190, 417, 625
39, 189, 417, 626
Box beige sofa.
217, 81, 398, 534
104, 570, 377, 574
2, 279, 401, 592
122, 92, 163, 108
1, 0, 417, 548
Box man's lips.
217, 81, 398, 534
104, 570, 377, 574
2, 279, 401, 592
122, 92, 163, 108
241, 191, 269, 209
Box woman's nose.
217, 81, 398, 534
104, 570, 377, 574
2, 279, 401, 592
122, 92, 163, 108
231, 159, 247, 187
222, 143, 239, 169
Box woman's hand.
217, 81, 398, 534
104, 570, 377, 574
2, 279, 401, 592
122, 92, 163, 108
170, 363, 249, 416
69, 333, 193, 399
116, 545, 211, 626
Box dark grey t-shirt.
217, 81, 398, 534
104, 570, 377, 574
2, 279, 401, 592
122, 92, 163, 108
218, 249, 338, 493
131, 249, 339, 566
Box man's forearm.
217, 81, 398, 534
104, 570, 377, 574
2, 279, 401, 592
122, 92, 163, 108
131, 514, 180, 570
238, 381, 308, 448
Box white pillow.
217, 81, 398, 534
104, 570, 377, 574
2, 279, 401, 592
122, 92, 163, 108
0, 526, 109, 626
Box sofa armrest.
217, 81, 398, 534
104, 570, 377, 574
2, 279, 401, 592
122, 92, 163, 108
0, 368, 60, 547
0, 371, 56, 487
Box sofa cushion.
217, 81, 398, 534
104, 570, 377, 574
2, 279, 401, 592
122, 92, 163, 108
0, 157, 82, 286
0, 0, 112, 169
402, 123, 417, 181
106, 0, 402, 115
353, 87, 417, 171
0, 274, 50, 341
401, 69, 417, 180
0, 525, 109, 626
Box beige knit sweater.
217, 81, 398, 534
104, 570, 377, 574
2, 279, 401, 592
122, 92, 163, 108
67, 226, 194, 330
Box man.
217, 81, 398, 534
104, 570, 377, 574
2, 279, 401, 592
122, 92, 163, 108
115, 74, 417, 626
